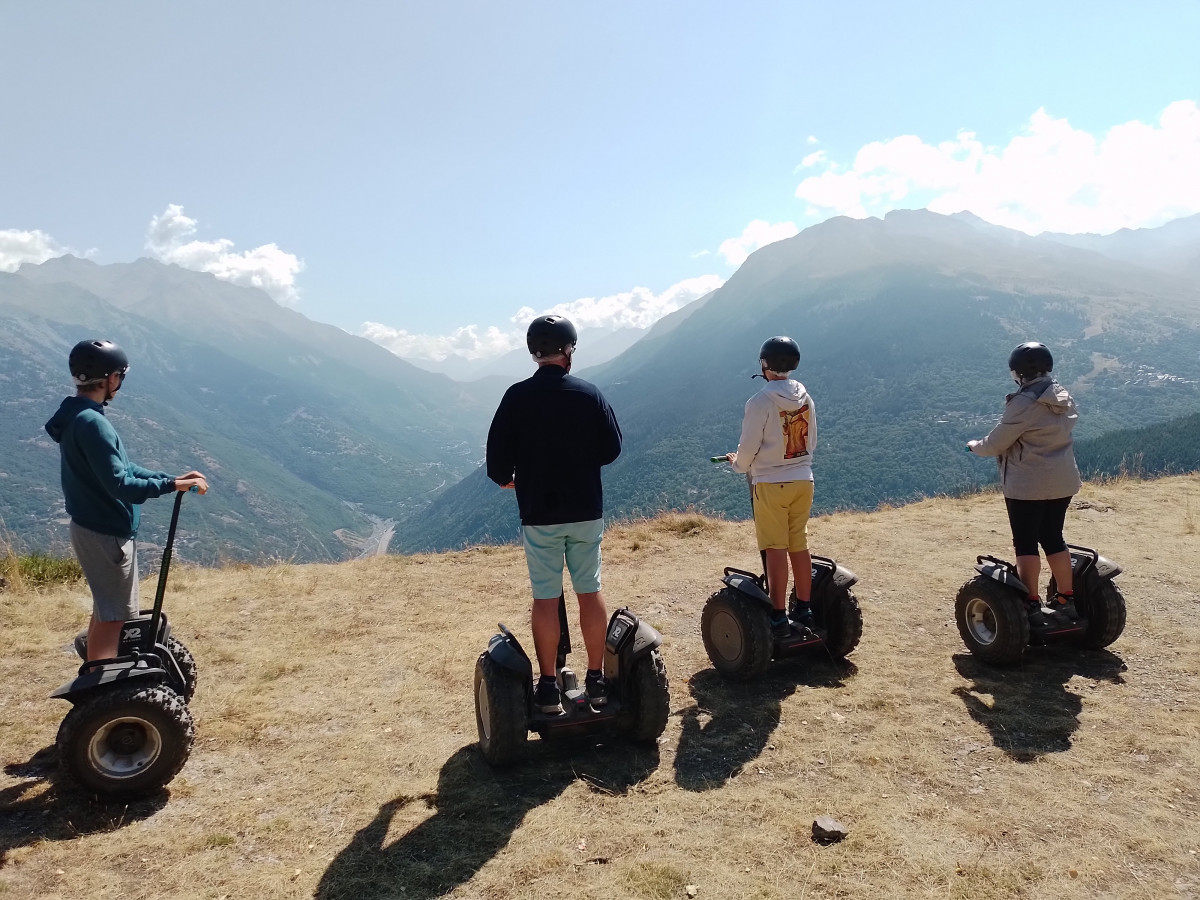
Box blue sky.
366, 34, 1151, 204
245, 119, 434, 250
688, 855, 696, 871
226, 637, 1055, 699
2, 1, 1198, 364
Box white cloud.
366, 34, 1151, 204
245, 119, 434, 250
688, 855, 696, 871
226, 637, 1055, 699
145, 204, 304, 306
801, 150, 826, 168
717, 219, 800, 266
515, 274, 726, 331
794, 100, 1200, 234
0, 228, 71, 272
360, 322, 523, 362
363, 274, 725, 363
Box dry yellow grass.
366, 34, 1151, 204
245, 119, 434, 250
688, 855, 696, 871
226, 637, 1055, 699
2, 475, 1199, 900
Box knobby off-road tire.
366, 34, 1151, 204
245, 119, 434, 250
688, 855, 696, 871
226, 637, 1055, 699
701, 588, 772, 681
1049, 574, 1127, 650
621, 649, 670, 745
57, 683, 194, 798
73, 634, 197, 703
801, 583, 863, 658
474, 653, 528, 766
954, 577, 1029, 665
166, 637, 198, 702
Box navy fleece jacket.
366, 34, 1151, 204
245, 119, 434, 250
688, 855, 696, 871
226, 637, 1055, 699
45, 396, 176, 539
486, 365, 622, 526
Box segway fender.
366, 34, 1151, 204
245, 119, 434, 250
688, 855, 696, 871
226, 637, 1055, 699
831, 564, 858, 589
811, 555, 858, 590
604, 608, 663, 684
51, 660, 168, 702
1094, 554, 1122, 580
974, 557, 1029, 595
485, 631, 533, 680
721, 571, 772, 605
626, 618, 663, 662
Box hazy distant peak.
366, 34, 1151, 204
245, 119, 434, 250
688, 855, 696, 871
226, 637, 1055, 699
17, 253, 99, 279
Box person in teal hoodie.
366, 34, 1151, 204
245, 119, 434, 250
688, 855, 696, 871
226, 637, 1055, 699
44, 340, 208, 662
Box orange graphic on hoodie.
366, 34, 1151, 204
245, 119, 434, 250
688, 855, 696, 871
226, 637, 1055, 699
779, 404, 810, 459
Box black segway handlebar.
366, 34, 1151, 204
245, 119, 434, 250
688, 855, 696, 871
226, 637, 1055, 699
146, 486, 201, 652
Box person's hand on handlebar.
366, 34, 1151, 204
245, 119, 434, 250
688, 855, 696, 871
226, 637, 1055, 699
725, 452, 736, 464
175, 472, 209, 494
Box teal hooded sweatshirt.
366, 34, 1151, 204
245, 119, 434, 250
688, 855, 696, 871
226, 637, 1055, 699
44, 396, 176, 539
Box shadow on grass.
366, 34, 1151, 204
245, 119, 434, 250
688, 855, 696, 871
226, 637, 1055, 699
0, 745, 169, 867
315, 740, 660, 900
952, 649, 1127, 761
673, 656, 857, 792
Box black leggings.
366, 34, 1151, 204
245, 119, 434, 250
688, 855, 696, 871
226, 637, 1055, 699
1004, 497, 1072, 557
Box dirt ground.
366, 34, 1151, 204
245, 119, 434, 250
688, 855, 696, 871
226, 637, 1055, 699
2, 475, 1198, 900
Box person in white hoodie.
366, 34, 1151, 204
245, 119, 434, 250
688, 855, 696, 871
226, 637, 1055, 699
726, 336, 818, 639
968, 341, 1083, 624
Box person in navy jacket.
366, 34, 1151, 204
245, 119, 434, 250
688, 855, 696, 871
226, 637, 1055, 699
486, 316, 622, 715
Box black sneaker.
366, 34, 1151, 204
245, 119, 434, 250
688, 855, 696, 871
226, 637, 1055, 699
535, 678, 564, 715
1052, 597, 1080, 623
793, 603, 817, 632
1026, 599, 1050, 628
585, 670, 609, 707
770, 615, 792, 639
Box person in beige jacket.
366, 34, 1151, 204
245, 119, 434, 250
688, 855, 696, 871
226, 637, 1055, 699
968, 341, 1083, 623
726, 336, 818, 639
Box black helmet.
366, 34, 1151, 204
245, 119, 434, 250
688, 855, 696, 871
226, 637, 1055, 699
526, 315, 578, 358
1007, 341, 1053, 379
759, 336, 800, 373
69, 339, 129, 385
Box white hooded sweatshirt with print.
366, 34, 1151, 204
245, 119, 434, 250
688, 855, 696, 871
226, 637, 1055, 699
731, 379, 816, 484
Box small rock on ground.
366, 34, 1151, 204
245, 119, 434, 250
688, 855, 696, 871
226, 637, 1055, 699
812, 816, 849, 843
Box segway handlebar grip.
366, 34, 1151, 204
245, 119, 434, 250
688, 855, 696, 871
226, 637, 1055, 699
710, 455, 728, 463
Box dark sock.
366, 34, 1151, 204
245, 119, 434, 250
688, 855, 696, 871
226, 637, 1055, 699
770, 610, 788, 624
586, 668, 603, 679
539, 674, 557, 686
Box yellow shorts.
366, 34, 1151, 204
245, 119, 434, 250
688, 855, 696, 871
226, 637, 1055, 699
752, 480, 814, 552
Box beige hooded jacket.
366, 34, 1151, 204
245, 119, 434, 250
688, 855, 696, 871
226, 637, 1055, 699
969, 376, 1082, 500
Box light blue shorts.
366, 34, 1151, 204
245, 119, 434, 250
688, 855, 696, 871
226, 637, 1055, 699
521, 519, 604, 600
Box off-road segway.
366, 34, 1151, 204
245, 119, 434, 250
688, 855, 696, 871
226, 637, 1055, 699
701, 458, 863, 681
51, 488, 200, 798
474, 597, 670, 766
955, 544, 1127, 665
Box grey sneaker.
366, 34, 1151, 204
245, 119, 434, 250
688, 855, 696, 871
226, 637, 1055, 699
1052, 596, 1080, 622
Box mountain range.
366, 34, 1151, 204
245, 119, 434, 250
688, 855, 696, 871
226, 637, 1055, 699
1, 257, 496, 562
397, 209, 1200, 550
2, 209, 1198, 561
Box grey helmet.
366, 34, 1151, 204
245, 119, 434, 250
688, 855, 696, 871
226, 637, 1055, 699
526, 315, 578, 358
759, 336, 800, 373
69, 339, 129, 386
